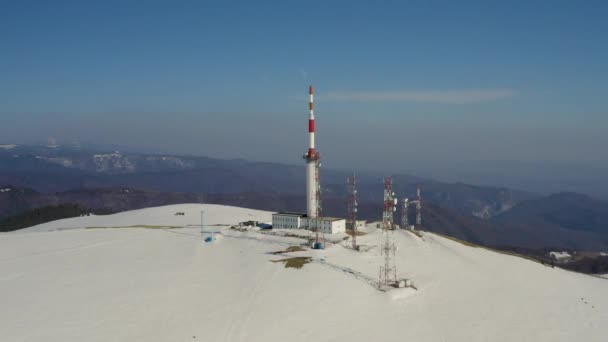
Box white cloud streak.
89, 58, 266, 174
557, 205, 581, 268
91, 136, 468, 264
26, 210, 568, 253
324, 89, 516, 104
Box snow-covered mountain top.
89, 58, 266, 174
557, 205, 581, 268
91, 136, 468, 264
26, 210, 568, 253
19, 204, 272, 233
1, 204, 606, 342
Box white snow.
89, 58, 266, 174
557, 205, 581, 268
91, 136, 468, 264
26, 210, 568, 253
92, 151, 136, 172
18, 204, 271, 233
549, 251, 572, 262
1, 204, 607, 342
0, 188, 11, 193
472, 204, 491, 218
93, 151, 122, 158
35, 156, 73, 167
146, 155, 195, 168
0, 144, 17, 149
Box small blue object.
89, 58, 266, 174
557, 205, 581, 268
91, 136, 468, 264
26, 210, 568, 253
313, 242, 324, 249
204, 236, 215, 243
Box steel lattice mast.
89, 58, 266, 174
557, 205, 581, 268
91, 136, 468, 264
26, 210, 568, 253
382, 177, 397, 230
406, 185, 422, 231
347, 174, 358, 250
379, 177, 397, 287
416, 185, 422, 228
401, 198, 409, 229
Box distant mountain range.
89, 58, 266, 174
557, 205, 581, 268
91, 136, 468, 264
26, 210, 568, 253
1, 143, 607, 251
422, 198, 608, 251
0, 144, 532, 215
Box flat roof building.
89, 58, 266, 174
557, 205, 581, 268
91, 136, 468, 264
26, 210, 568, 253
308, 217, 346, 234
272, 212, 346, 234
272, 212, 306, 230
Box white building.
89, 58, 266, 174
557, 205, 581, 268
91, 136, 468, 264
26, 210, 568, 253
272, 212, 306, 230
272, 212, 346, 234
308, 217, 346, 234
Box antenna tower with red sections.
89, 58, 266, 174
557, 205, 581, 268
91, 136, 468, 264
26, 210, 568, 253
379, 177, 397, 288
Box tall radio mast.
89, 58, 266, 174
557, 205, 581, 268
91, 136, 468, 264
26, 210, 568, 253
347, 174, 358, 250
379, 177, 397, 287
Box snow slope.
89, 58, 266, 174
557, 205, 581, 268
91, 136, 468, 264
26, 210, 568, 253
18, 204, 272, 233
1, 204, 606, 342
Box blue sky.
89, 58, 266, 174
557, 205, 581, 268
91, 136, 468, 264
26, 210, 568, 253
1, 0, 607, 172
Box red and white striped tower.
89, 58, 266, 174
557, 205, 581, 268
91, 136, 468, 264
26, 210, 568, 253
303, 85, 320, 219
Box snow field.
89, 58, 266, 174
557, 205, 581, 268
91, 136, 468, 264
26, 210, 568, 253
1, 204, 607, 342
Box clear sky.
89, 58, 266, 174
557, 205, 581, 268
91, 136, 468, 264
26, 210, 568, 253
1, 0, 607, 172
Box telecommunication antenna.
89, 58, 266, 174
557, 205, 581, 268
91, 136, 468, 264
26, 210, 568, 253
200, 210, 205, 240
416, 185, 422, 228
383, 177, 397, 230
379, 177, 398, 287
347, 174, 358, 250
406, 185, 422, 231
401, 198, 409, 229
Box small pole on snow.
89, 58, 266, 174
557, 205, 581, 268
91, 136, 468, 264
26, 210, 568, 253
200, 210, 205, 241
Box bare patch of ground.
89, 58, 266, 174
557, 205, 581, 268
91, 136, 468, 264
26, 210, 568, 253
271, 257, 312, 269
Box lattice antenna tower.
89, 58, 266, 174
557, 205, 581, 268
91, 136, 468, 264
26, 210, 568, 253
416, 185, 422, 228
383, 177, 398, 230
379, 177, 398, 287
347, 174, 358, 250
401, 198, 409, 229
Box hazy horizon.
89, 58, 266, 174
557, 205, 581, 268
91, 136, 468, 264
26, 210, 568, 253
2, 1, 607, 182
4, 139, 608, 200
